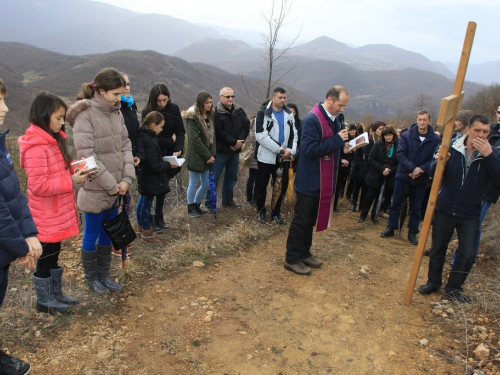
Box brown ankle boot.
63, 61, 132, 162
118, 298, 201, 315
136, 224, 143, 234
141, 229, 161, 244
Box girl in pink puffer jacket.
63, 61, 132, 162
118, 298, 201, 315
19, 92, 87, 315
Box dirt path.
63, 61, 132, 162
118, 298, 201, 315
25, 208, 462, 374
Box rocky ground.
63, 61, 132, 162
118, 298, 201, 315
2, 201, 499, 375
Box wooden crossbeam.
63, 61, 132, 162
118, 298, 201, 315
403, 22, 477, 305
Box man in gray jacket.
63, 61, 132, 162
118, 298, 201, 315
255, 87, 297, 225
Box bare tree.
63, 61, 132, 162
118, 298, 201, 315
260, 0, 302, 99
464, 83, 500, 120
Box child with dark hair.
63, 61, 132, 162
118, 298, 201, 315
67, 67, 135, 295
19, 91, 87, 314
137, 111, 178, 241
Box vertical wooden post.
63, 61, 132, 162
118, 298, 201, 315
403, 22, 477, 305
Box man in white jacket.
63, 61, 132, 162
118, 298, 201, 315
255, 87, 297, 225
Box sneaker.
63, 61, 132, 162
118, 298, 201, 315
257, 213, 266, 224
380, 226, 394, 238
380, 212, 389, 219
284, 261, 312, 275
271, 215, 286, 226
445, 289, 471, 303
0, 350, 31, 375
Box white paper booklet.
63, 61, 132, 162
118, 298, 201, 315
162, 156, 185, 166
348, 132, 369, 151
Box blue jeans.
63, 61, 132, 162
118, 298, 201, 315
188, 170, 210, 204
388, 179, 427, 234
82, 208, 118, 251
136, 195, 154, 229
427, 210, 479, 292
205, 153, 239, 207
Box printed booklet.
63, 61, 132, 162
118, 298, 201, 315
71, 156, 99, 175
348, 132, 369, 151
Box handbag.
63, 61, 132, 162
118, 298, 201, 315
239, 141, 253, 167
102, 195, 137, 249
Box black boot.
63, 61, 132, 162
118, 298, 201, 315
188, 204, 201, 218
195, 203, 208, 215
150, 215, 162, 231
153, 215, 169, 229
350, 199, 357, 212
0, 350, 31, 375
51, 266, 79, 305
96, 245, 123, 293
32, 273, 71, 314
81, 250, 110, 294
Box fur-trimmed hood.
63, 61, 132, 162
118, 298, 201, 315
182, 105, 215, 144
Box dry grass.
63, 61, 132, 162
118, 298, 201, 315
0, 164, 287, 350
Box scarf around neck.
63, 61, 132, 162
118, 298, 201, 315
121, 94, 134, 108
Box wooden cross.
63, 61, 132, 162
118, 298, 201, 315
403, 21, 477, 305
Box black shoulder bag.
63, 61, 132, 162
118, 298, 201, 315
102, 195, 137, 249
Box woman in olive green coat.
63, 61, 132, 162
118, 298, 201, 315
182, 91, 216, 217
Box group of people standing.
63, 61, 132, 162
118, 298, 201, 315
0, 67, 499, 374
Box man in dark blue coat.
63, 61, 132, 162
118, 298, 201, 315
284, 86, 350, 275
0, 78, 42, 374
418, 115, 500, 303
381, 111, 441, 244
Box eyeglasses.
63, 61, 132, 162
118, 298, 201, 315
222, 95, 235, 99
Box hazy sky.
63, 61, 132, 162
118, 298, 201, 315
95, 0, 497, 65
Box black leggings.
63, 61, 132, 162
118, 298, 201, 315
36, 242, 61, 278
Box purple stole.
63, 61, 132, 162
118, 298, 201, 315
310, 104, 337, 232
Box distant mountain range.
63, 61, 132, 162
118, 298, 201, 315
444, 61, 500, 85
2, 0, 497, 86
0, 42, 483, 136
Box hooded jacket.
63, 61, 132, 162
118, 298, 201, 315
18, 125, 79, 243
0, 130, 38, 268
432, 134, 500, 219
137, 128, 171, 196
214, 101, 250, 154
183, 105, 216, 173
255, 102, 297, 165
395, 123, 441, 185
66, 93, 135, 214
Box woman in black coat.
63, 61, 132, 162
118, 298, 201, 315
359, 125, 398, 223
141, 84, 186, 230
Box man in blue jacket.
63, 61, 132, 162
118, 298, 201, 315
381, 111, 441, 244
0, 78, 42, 375
418, 115, 500, 303
284, 86, 350, 275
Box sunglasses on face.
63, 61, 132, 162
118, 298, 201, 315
222, 95, 235, 99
